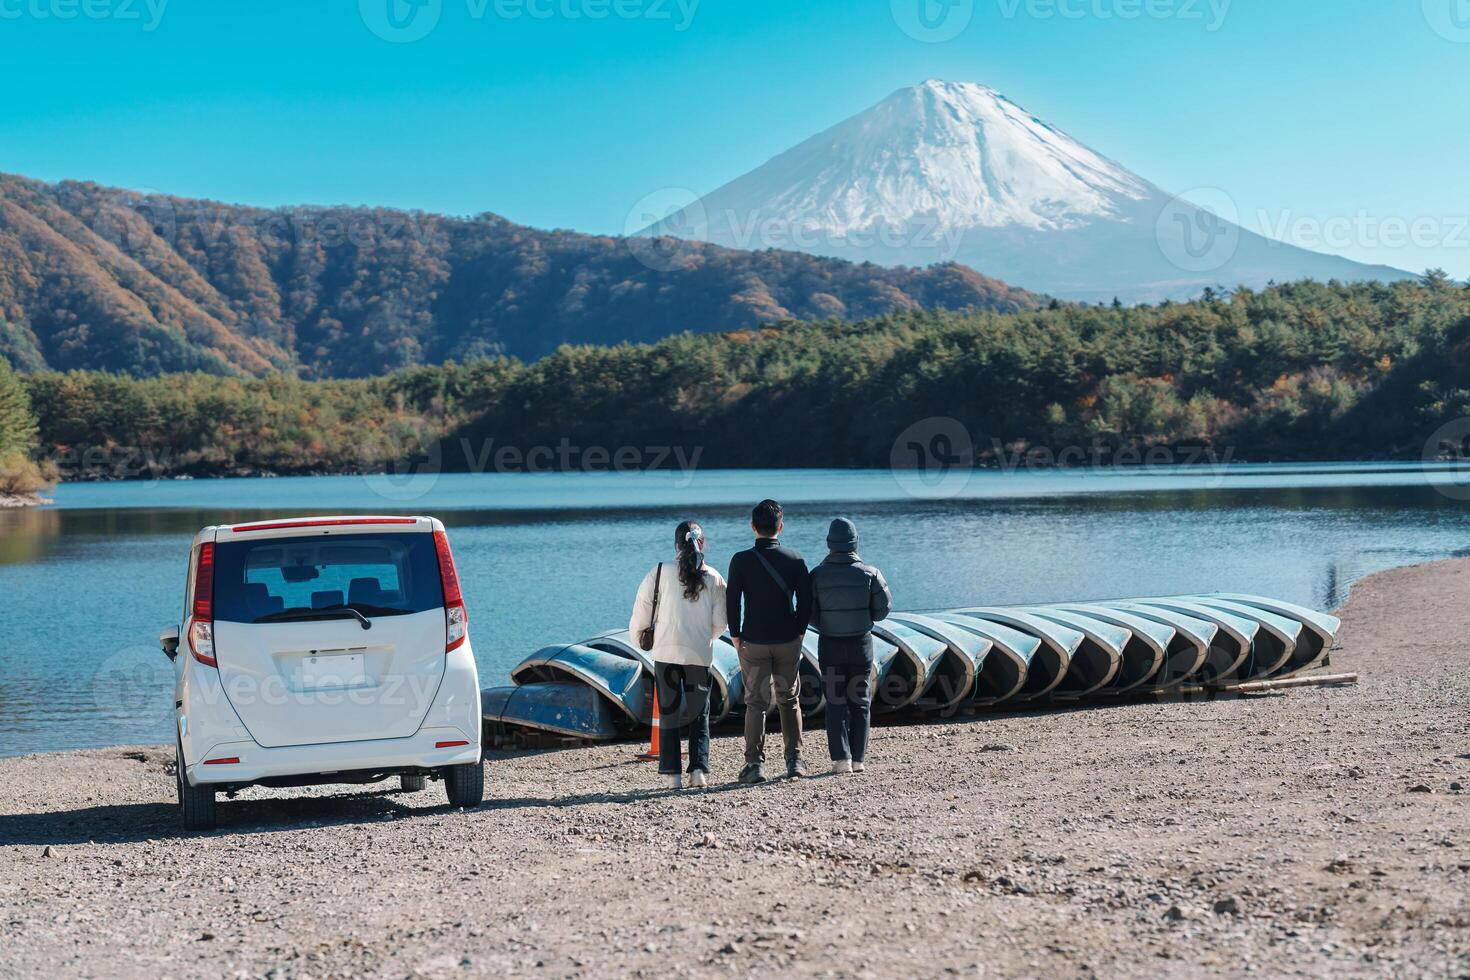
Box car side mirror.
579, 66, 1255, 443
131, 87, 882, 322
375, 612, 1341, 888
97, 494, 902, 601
160, 626, 180, 661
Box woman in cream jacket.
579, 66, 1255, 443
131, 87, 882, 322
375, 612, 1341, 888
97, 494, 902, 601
629, 520, 727, 789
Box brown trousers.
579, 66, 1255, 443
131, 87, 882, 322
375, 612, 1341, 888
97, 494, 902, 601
738, 638, 804, 765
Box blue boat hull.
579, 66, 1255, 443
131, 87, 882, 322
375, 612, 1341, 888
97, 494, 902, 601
482, 682, 625, 740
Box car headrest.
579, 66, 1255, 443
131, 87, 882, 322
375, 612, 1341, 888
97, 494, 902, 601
244, 582, 286, 617
348, 577, 382, 606
311, 590, 345, 610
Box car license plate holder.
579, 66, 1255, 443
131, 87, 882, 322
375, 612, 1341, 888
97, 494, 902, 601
297, 652, 368, 691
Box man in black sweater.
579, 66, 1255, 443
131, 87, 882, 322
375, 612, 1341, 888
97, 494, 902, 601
726, 499, 812, 783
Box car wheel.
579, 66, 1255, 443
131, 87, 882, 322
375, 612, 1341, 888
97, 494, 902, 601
444, 761, 484, 809
176, 742, 217, 832
400, 774, 427, 793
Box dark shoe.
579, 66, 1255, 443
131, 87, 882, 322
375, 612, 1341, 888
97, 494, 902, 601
737, 762, 766, 785
786, 755, 808, 779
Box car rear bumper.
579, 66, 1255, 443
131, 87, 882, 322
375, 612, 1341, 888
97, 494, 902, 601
186, 724, 480, 787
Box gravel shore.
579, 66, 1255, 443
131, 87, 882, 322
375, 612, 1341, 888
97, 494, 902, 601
2, 560, 1468, 978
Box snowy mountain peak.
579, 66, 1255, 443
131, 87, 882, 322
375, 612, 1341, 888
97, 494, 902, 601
684, 80, 1155, 243
651, 80, 1410, 303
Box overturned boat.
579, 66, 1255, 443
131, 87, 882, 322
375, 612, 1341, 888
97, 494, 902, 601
510, 643, 650, 726
481, 681, 628, 741
927, 614, 1037, 706
888, 613, 993, 711
482, 592, 1343, 741
871, 622, 950, 713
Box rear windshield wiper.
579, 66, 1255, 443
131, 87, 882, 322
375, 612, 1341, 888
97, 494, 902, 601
255, 605, 373, 630
344, 604, 412, 618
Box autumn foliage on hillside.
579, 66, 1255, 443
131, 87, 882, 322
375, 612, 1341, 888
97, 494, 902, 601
0, 174, 1040, 378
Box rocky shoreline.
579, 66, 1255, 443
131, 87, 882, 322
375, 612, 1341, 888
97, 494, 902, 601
1, 559, 1467, 977
0, 491, 47, 508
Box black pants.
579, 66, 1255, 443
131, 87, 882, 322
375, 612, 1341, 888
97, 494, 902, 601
818, 634, 873, 763
654, 662, 711, 775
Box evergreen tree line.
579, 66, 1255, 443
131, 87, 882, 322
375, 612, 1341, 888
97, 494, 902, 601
0, 356, 48, 495
15, 276, 1470, 483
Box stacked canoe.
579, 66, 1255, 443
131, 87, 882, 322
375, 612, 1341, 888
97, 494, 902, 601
480, 594, 1341, 741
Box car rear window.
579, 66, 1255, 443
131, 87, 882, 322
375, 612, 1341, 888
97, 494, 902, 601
212, 532, 445, 624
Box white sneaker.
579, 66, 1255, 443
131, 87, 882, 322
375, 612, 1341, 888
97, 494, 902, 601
831, 759, 852, 775
688, 770, 708, 789
852, 761, 866, 774
665, 773, 683, 790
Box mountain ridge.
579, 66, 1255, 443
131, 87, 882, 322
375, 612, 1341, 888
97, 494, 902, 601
0, 171, 1041, 378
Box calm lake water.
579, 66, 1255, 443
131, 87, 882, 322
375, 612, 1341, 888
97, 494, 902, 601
3, 463, 1469, 758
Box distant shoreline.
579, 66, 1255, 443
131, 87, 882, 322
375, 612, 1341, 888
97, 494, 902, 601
34, 453, 1452, 487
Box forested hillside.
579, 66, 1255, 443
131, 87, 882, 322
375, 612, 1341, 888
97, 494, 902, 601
0, 173, 1039, 377
0, 357, 47, 495
22, 277, 1470, 480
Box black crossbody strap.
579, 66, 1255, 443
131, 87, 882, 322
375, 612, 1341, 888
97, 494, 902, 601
753, 549, 796, 613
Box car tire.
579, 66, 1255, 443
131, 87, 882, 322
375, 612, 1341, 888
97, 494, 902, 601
400, 774, 427, 793
444, 761, 484, 809
176, 742, 217, 832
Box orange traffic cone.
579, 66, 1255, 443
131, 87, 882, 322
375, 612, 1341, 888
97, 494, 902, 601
637, 697, 661, 761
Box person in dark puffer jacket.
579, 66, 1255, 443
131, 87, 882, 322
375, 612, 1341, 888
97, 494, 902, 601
808, 518, 892, 774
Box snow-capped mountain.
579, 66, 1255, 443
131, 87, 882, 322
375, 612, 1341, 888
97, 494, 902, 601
647, 81, 1409, 303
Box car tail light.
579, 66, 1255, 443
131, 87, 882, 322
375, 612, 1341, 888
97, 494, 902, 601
188, 542, 217, 667
433, 529, 468, 652
435, 740, 469, 749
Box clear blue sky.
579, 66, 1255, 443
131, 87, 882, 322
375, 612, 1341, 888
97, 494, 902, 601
1, 0, 1466, 276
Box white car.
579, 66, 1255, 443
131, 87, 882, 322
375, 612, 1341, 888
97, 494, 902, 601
160, 516, 483, 830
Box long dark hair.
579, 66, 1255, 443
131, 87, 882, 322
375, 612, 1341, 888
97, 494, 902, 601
675, 520, 707, 600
